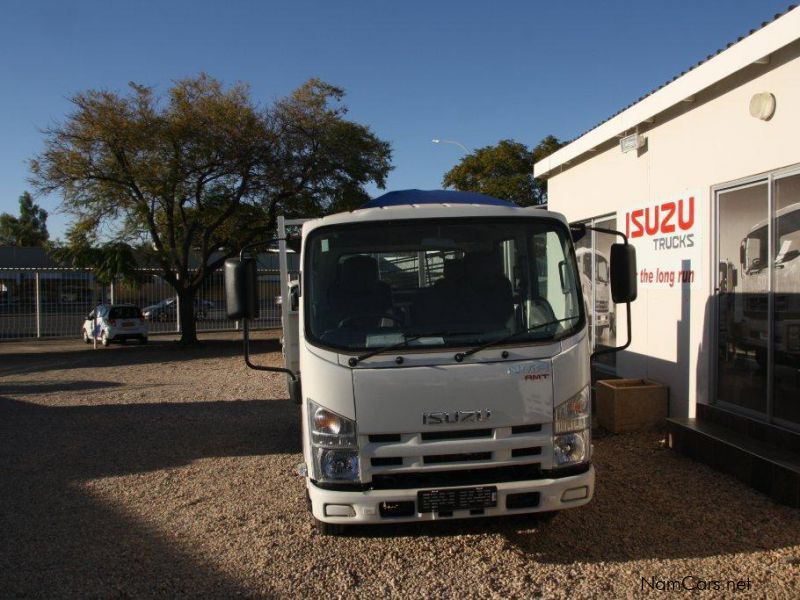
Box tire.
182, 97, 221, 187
101, 331, 110, 347
314, 518, 345, 536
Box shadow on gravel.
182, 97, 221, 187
0, 396, 300, 479
335, 434, 800, 564
0, 380, 124, 395
0, 336, 281, 376
0, 395, 299, 596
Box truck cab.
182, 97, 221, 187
226, 190, 636, 534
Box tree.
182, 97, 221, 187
0, 192, 49, 246
442, 136, 565, 206
31, 74, 392, 343
531, 135, 567, 205
49, 221, 142, 285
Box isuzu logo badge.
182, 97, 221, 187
507, 362, 551, 381
422, 409, 491, 425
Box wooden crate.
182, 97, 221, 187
595, 379, 668, 433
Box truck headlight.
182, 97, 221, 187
314, 448, 360, 482
554, 385, 590, 434
553, 386, 591, 467
554, 430, 590, 466
308, 400, 359, 482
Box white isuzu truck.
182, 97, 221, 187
225, 190, 637, 534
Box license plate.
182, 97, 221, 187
122, 321, 134, 328
418, 486, 497, 513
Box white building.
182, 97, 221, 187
535, 6, 800, 505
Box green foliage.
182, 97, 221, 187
442, 136, 565, 206
0, 192, 49, 246
30, 74, 392, 342
48, 221, 142, 285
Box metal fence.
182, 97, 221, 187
0, 267, 293, 340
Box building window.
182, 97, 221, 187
714, 165, 800, 429
574, 214, 621, 371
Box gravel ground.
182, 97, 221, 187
1, 333, 799, 598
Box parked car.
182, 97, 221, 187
83, 304, 148, 346
142, 298, 215, 322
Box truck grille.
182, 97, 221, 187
423, 452, 492, 464
370, 464, 543, 489
360, 423, 553, 487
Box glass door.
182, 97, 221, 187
575, 214, 620, 372
772, 171, 800, 427
715, 181, 769, 416
713, 166, 800, 430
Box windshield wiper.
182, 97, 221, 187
348, 331, 478, 366
454, 316, 580, 362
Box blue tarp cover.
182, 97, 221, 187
362, 189, 515, 209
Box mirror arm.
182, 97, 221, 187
242, 318, 298, 380
585, 225, 633, 361
234, 236, 299, 381
239, 237, 286, 260
591, 301, 632, 359
584, 225, 629, 246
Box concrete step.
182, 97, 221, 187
666, 417, 800, 508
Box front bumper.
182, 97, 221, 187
308, 464, 594, 524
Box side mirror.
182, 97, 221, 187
610, 243, 637, 303
225, 258, 259, 320
289, 281, 300, 312
739, 241, 746, 267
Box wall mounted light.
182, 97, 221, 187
749, 92, 776, 121
620, 133, 645, 153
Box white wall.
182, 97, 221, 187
546, 40, 800, 418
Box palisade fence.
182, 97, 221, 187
0, 267, 295, 340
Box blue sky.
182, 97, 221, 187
0, 0, 791, 239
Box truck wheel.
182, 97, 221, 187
314, 518, 345, 536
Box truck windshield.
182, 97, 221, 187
304, 217, 584, 352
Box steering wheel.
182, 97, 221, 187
337, 313, 403, 329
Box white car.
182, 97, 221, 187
82, 304, 148, 346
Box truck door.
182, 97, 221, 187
278, 216, 308, 378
